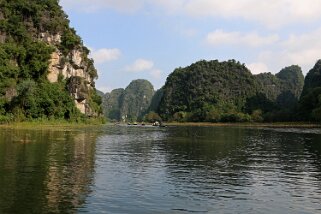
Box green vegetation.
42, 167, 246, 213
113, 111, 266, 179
0, 0, 102, 124
156, 60, 306, 123
299, 60, 321, 122
120, 79, 155, 122
99, 60, 319, 124
102, 88, 124, 121
249, 65, 304, 122
158, 60, 258, 122
143, 111, 162, 123
100, 80, 155, 122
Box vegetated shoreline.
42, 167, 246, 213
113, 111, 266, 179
0, 120, 320, 130
163, 122, 321, 128
0, 118, 106, 130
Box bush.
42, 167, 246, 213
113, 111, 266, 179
144, 111, 162, 123
251, 109, 263, 122
0, 114, 14, 124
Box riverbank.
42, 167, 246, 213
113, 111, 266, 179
0, 118, 107, 130
1, 120, 320, 130
163, 122, 321, 128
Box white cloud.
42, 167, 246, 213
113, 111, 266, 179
90, 48, 121, 64
124, 59, 162, 79
247, 62, 273, 75
183, 0, 321, 28
60, 0, 321, 28
206, 30, 279, 47
125, 59, 154, 72
60, 0, 144, 13
255, 28, 321, 74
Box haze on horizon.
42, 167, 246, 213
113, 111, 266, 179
60, 0, 321, 93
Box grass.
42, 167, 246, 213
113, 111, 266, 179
0, 118, 108, 130
1, 119, 320, 131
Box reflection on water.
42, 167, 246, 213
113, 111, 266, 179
84, 126, 321, 214
0, 126, 321, 213
0, 128, 99, 213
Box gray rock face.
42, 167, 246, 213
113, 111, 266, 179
43, 32, 95, 115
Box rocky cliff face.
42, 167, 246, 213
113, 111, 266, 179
37, 29, 96, 115
47, 41, 95, 115
0, 0, 102, 120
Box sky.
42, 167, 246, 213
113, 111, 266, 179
59, 0, 321, 93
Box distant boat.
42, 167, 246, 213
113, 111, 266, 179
152, 121, 167, 127
152, 121, 160, 126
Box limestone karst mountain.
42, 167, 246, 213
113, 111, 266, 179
0, 0, 102, 121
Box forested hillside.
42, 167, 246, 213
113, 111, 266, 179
0, 0, 102, 122
299, 60, 321, 121
157, 60, 306, 122
247, 65, 304, 121
100, 79, 154, 122
102, 88, 124, 121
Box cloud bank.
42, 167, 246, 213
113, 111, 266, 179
61, 0, 321, 27
90, 48, 121, 64
125, 59, 162, 79
206, 30, 279, 47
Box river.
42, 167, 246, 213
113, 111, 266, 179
0, 125, 321, 213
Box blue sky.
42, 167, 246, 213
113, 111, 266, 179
60, 0, 321, 93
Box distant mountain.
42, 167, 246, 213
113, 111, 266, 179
102, 88, 124, 121
100, 80, 155, 122
96, 90, 105, 97
299, 60, 321, 121
158, 60, 305, 122
149, 88, 164, 112
255, 65, 304, 106
248, 65, 304, 121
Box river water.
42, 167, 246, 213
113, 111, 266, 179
0, 125, 321, 213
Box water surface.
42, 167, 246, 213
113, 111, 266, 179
0, 125, 321, 213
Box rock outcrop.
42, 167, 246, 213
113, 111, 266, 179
38, 29, 96, 115
47, 47, 95, 115
0, 0, 102, 119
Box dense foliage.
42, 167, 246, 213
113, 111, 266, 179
102, 88, 124, 121
120, 79, 155, 122
148, 88, 164, 112
99, 59, 319, 123
299, 60, 321, 122
100, 80, 155, 122
251, 65, 304, 121
157, 60, 305, 122
0, 0, 101, 123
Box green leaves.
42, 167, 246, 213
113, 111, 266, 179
15, 81, 81, 120
159, 60, 258, 122
159, 60, 305, 122
60, 28, 81, 55
101, 80, 155, 122
0, 0, 101, 122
